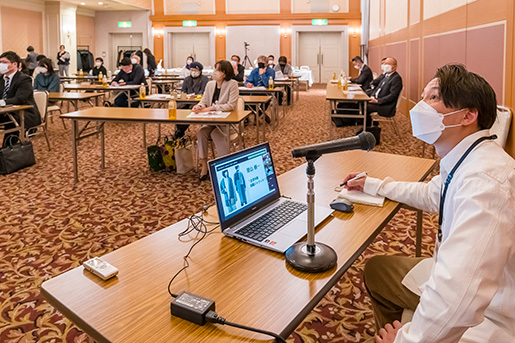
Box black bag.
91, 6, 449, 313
0, 136, 36, 175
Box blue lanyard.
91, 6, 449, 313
437, 134, 497, 242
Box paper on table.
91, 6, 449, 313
146, 94, 171, 99
338, 189, 385, 207
238, 86, 267, 90
187, 111, 231, 119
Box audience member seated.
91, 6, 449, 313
267, 55, 275, 68
195, 60, 238, 181
25, 46, 39, 76
180, 56, 194, 77
0, 51, 41, 147
91, 57, 107, 77
33, 58, 60, 93
111, 57, 146, 108
231, 55, 245, 82
365, 57, 402, 120
33, 55, 47, 76
349, 56, 373, 90
369, 57, 388, 90
174, 61, 209, 138
274, 56, 292, 77
245, 55, 275, 88
143, 48, 157, 76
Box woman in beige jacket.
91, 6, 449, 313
193, 60, 239, 180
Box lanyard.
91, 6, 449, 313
437, 134, 497, 242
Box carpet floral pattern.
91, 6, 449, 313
0, 85, 438, 343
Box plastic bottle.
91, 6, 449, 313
79, 69, 83, 77
102, 75, 108, 88
98, 71, 103, 81
139, 83, 146, 99
268, 76, 274, 90
168, 97, 177, 117
332, 72, 337, 80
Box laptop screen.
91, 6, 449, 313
208, 143, 280, 231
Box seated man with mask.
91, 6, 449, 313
245, 55, 275, 123
341, 64, 515, 343
174, 61, 209, 138
111, 57, 146, 107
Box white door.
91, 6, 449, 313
298, 32, 342, 83
171, 33, 210, 68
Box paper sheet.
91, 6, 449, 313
187, 111, 231, 119
238, 86, 267, 90
338, 189, 385, 207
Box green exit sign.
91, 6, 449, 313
312, 19, 328, 26
118, 21, 132, 28
183, 20, 197, 27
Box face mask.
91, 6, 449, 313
187, 59, 192, 65
230, 60, 237, 66
409, 100, 465, 144
279, 63, 286, 67
191, 70, 200, 78
383, 64, 392, 73
0, 63, 9, 75
39, 68, 48, 74
95, 62, 102, 67
268, 60, 274, 65
380, 64, 385, 72
258, 62, 265, 69
131, 58, 138, 64
213, 70, 223, 81
354, 65, 360, 70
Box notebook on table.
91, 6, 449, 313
209, 143, 333, 253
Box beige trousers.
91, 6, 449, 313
197, 125, 230, 159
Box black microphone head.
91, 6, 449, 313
358, 131, 376, 151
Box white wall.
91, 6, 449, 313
95, 10, 152, 71
226, 26, 280, 67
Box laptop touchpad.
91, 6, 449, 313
278, 218, 307, 237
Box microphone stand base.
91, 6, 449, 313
285, 242, 337, 273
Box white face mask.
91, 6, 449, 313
268, 60, 274, 65
190, 70, 200, 78
212, 70, 223, 81
95, 62, 102, 67
380, 64, 385, 72
354, 65, 360, 70
187, 59, 192, 65
383, 64, 392, 73
0, 63, 9, 75
409, 100, 465, 144
131, 58, 138, 64
39, 67, 48, 74
230, 60, 237, 66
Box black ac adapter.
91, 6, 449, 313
170, 291, 216, 325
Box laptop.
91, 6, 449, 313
208, 142, 333, 253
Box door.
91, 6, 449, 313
110, 33, 143, 71
171, 33, 210, 68
298, 32, 343, 83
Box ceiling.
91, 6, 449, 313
68, 0, 150, 11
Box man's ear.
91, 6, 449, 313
462, 108, 479, 128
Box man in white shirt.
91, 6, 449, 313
341, 64, 515, 343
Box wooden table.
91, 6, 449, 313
48, 92, 104, 111
41, 150, 436, 342
151, 78, 184, 92
0, 105, 33, 142
137, 94, 272, 142
274, 75, 301, 106
60, 107, 251, 183
238, 87, 285, 126
63, 84, 140, 107
326, 82, 370, 132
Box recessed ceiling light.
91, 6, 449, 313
98, 1, 103, 4
80, 2, 86, 5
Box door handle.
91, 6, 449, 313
316, 54, 319, 65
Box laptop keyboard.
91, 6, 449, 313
235, 201, 308, 242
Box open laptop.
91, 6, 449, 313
208, 142, 333, 253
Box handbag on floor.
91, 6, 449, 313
175, 136, 194, 174
0, 136, 36, 175
160, 136, 177, 172
147, 137, 165, 172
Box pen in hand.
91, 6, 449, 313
340, 172, 367, 187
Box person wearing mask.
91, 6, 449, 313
25, 46, 38, 76
91, 57, 107, 77
349, 56, 373, 90
369, 57, 388, 90
33, 55, 47, 76
57, 45, 70, 76
267, 55, 275, 68
179, 56, 194, 78
111, 57, 146, 107
231, 55, 245, 82
194, 60, 238, 181
33, 58, 60, 93
365, 57, 402, 120
244, 55, 275, 88
131, 54, 141, 66
143, 48, 157, 76
0, 51, 40, 147
274, 56, 292, 77
174, 61, 209, 138
344, 64, 515, 343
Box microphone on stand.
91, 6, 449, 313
285, 132, 376, 273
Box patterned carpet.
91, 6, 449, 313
0, 85, 438, 343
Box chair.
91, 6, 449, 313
29, 90, 51, 150
47, 83, 67, 129
300, 66, 310, 71
370, 90, 405, 144
491, 106, 512, 148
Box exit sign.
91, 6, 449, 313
183, 20, 197, 27
312, 19, 328, 26
118, 21, 132, 28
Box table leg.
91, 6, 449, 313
74, 100, 78, 112
296, 79, 300, 100
19, 110, 26, 142
262, 103, 266, 141
142, 123, 147, 149
363, 101, 367, 132
238, 120, 244, 148
100, 122, 105, 170
72, 120, 79, 183
127, 91, 131, 107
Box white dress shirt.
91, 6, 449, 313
363, 130, 515, 343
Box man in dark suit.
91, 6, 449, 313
350, 56, 373, 90
366, 57, 403, 119
0, 51, 41, 147
111, 57, 146, 107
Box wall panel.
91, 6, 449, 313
1, 6, 43, 57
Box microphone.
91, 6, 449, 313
291, 132, 376, 158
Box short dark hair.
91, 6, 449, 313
215, 60, 234, 81
27, 46, 34, 52
222, 170, 228, 177
352, 56, 363, 63
39, 58, 55, 75
120, 58, 132, 66
435, 64, 497, 130
36, 54, 46, 61
231, 55, 240, 62
0, 51, 21, 65
95, 57, 104, 63
278, 56, 287, 64
268, 55, 274, 59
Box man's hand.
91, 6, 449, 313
246, 83, 254, 88
111, 81, 118, 86
370, 98, 378, 104
375, 321, 402, 343
341, 172, 367, 192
